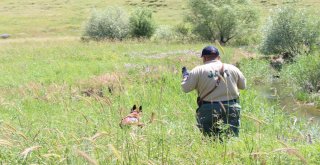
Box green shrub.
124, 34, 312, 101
260, 6, 320, 61
84, 7, 130, 40
186, 0, 259, 44
280, 53, 320, 106
151, 25, 177, 41
174, 23, 190, 37
281, 54, 320, 92
129, 8, 156, 39
173, 23, 196, 42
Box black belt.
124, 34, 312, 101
201, 99, 238, 104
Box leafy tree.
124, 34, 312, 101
186, 0, 259, 44
129, 8, 156, 39
260, 6, 320, 61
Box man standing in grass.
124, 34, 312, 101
181, 45, 246, 138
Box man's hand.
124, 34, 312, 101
182, 66, 189, 79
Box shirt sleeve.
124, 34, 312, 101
236, 68, 246, 90
181, 68, 198, 93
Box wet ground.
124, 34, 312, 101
257, 78, 320, 122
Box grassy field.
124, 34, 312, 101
0, 0, 187, 38
1, 0, 320, 164
1, 0, 320, 38
0, 40, 319, 164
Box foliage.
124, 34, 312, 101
174, 23, 190, 37
260, 6, 320, 61
186, 0, 259, 44
151, 25, 177, 41
84, 7, 130, 40
129, 8, 156, 39
238, 58, 273, 87
173, 23, 197, 42
281, 54, 320, 95
229, 32, 262, 46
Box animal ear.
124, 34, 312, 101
139, 106, 142, 112
132, 105, 136, 111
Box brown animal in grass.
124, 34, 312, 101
119, 105, 144, 128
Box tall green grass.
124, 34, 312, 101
0, 41, 319, 164
280, 53, 320, 106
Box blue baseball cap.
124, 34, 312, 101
201, 46, 220, 57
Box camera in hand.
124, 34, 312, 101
182, 66, 189, 78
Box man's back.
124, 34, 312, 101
181, 60, 245, 102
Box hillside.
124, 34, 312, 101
0, 0, 319, 38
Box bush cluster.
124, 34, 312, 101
84, 7, 130, 40
260, 6, 320, 61
84, 7, 156, 40
151, 25, 176, 41
129, 8, 155, 39
83, 2, 320, 53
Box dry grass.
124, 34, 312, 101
78, 72, 123, 96
0, 37, 79, 45
20, 145, 42, 160
86, 132, 108, 142
16, 82, 71, 102
230, 49, 257, 65
76, 149, 98, 165
242, 114, 268, 125
4, 72, 122, 103
79, 73, 122, 88
272, 148, 307, 164
0, 139, 13, 147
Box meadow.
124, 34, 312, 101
1, 0, 320, 38
1, 0, 320, 164
0, 40, 319, 164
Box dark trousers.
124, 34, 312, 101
196, 100, 241, 137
